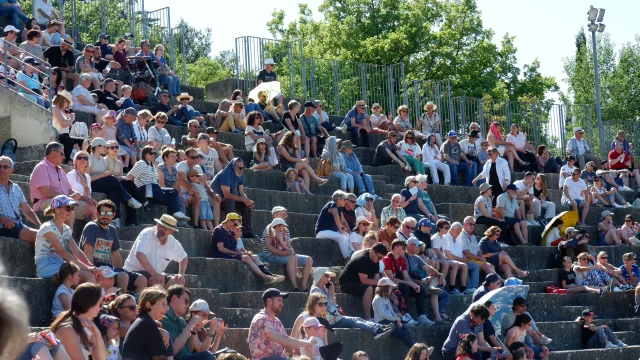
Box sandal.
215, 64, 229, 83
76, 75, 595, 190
519, 271, 529, 278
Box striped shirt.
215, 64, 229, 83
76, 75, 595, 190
261, 224, 291, 255
128, 161, 157, 188
0, 181, 27, 226
30, 158, 72, 211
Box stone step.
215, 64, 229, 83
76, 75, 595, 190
548, 346, 640, 359
560, 305, 587, 319
613, 331, 638, 345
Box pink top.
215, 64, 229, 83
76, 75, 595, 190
29, 158, 72, 210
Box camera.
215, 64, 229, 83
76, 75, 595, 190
124, 32, 134, 40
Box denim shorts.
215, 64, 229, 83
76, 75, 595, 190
263, 253, 309, 266
199, 201, 213, 221
120, 145, 136, 156
36, 253, 64, 279
0, 221, 26, 239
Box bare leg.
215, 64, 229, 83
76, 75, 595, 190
457, 262, 467, 286
295, 162, 324, 183
301, 256, 313, 290
310, 136, 318, 158
513, 224, 526, 245
303, 137, 310, 159
519, 221, 528, 242
517, 200, 526, 221
448, 261, 458, 287
286, 255, 298, 288
299, 169, 311, 190
499, 253, 524, 276
362, 286, 374, 319
580, 201, 590, 225
499, 263, 514, 278
241, 255, 269, 280
506, 151, 515, 170
299, 180, 312, 195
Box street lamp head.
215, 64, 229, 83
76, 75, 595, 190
588, 23, 599, 32
596, 8, 605, 22
588, 6, 598, 22
597, 23, 606, 32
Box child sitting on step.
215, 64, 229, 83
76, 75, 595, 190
187, 169, 214, 230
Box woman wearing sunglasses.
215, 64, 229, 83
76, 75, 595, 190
290, 293, 330, 349
108, 294, 138, 340
65, 150, 98, 224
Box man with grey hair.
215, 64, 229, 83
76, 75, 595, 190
397, 217, 416, 241
116, 107, 140, 167
316, 190, 351, 263
459, 216, 497, 277
444, 222, 479, 294
0, 156, 40, 243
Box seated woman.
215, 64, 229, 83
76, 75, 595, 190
473, 183, 510, 244
543, 219, 565, 247
277, 131, 328, 191
349, 216, 374, 254
71, 74, 107, 124
51, 90, 85, 164
536, 145, 561, 173
196, 133, 223, 181
283, 100, 309, 156
393, 105, 423, 139
321, 136, 354, 193
421, 133, 451, 185
51, 283, 106, 360
506, 124, 536, 172
125, 145, 191, 223
619, 252, 640, 286
397, 132, 426, 175
532, 174, 556, 223
595, 251, 628, 289
147, 112, 174, 152
590, 176, 632, 209
380, 194, 407, 225
290, 294, 331, 357
250, 138, 272, 171
186, 300, 227, 354
455, 334, 479, 360
370, 103, 390, 133
372, 278, 415, 348
478, 226, 528, 279
486, 121, 527, 170
108, 294, 138, 341
377, 217, 400, 252
578, 309, 626, 349
121, 286, 172, 358
256, 90, 280, 122
153, 44, 180, 96
87, 138, 142, 227
572, 253, 611, 289
504, 314, 549, 360
619, 215, 640, 246
399, 176, 425, 222
559, 256, 602, 294
598, 210, 630, 246
418, 102, 441, 146
355, 193, 379, 230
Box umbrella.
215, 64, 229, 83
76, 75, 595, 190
467, 284, 529, 337
248, 81, 282, 103
540, 210, 578, 246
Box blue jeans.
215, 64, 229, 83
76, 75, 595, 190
20, 92, 46, 108
331, 171, 354, 190
379, 319, 415, 348
159, 74, 181, 95
91, 175, 134, 221
353, 173, 375, 195
176, 107, 201, 124
333, 316, 380, 334
437, 286, 449, 314
347, 126, 370, 147
445, 161, 473, 186
0, 5, 28, 28
166, 115, 183, 126
138, 184, 181, 215
182, 351, 216, 360
466, 261, 480, 288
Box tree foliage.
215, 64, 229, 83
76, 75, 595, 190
267, 0, 558, 102
183, 57, 232, 89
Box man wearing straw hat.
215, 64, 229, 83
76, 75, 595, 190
43, 34, 79, 87
123, 214, 189, 288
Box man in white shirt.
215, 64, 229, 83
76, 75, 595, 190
559, 156, 578, 189
444, 222, 478, 295
562, 168, 591, 226
123, 214, 188, 288
513, 172, 537, 226
459, 216, 496, 276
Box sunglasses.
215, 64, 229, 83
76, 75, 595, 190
393, 225, 400, 229
109, 146, 120, 150
85, 49, 94, 53
99, 211, 115, 217
443, 226, 450, 230
119, 305, 136, 311
580, 257, 588, 261
236, 166, 245, 171
626, 219, 632, 222
156, 121, 166, 124
317, 302, 328, 307
188, 156, 199, 160
62, 206, 76, 212
348, 200, 356, 203
405, 225, 414, 230
600, 257, 609, 260
76, 156, 89, 161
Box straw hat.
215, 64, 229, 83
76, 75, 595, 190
177, 92, 193, 102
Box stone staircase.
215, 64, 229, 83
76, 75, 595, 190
2, 78, 640, 359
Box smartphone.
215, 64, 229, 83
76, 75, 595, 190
39, 331, 59, 350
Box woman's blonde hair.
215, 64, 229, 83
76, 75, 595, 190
51, 93, 70, 107
484, 225, 502, 237
155, 112, 168, 122
73, 150, 90, 167
138, 109, 153, 119
397, 105, 409, 115
375, 284, 392, 297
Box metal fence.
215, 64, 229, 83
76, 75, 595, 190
170, 24, 187, 84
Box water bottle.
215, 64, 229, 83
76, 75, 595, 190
171, 137, 176, 146
105, 63, 111, 74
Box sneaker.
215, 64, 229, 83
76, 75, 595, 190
173, 212, 191, 222
127, 198, 142, 209
605, 341, 618, 349
111, 218, 120, 228
619, 186, 633, 192
401, 313, 413, 322
263, 119, 273, 124
499, 242, 511, 248
143, 202, 158, 212
540, 335, 553, 344
417, 314, 435, 326
406, 319, 419, 326
614, 286, 623, 292
424, 286, 443, 295
263, 275, 285, 284
463, 287, 476, 295
625, 203, 633, 208
614, 203, 624, 208
340, 126, 347, 134
373, 326, 392, 340
617, 341, 628, 347
450, 288, 461, 295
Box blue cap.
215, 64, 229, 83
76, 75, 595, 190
418, 218, 434, 228
447, 130, 457, 137
98, 33, 109, 39
23, 56, 40, 65
506, 184, 518, 191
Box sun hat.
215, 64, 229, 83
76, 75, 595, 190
269, 218, 288, 228
479, 182, 492, 194
284, 168, 298, 177
3, 25, 19, 33
264, 58, 275, 65
355, 100, 367, 107
177, 92, 193, 102
352, 216, 373, 231
423, 101, 437, 111
601, 210, 614, 218
90, 137, 108, 148
57, 90, 73, 106
102, 110, 117, 119
154, 214, 179, 232
312, 267, 336, 286
377, 277, 397, 288
271, 206, 287, 214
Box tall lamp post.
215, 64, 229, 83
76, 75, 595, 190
587, 5, 606, 157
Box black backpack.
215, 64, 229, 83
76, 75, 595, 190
0, 138, 17, 163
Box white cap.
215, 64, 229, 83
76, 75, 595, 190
302, 317, 324, 328
312, 267, 336, 285
189, 299, 212, 314
99, 266, 117, 278
265, 58, 275, 65
269, 218, 288, 227
377, 277, 397, 288
3, 25, 19, 33
271, 206, 287, 214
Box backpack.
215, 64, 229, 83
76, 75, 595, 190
0, 138, 17, 163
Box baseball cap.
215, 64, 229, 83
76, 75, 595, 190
512, 296, 528, 306
189, 299, 213, 315
302, 317, 325, 328
581, 309, 597, 317
186, 169, 202, 178
483, 273, 501, 286
312, 267, 336, 286
262, 288, 288, 302
601, 210, 614, 218
406, 237, 422, 247
23, 57, 40, 65
271, 206, 287, 214
98, 33, 110, 39
564, 227, 577, 234
506, 184, 518, 191
304, 101, 317, 108
377, 277, 397, 287
3, 25, 19, 33
417, 218, 434, 228
90, 137, 108, 148
99, 266, 117, 278
224, 213, 242, 222
447, 130, 457, 137
50, 195, 79, 210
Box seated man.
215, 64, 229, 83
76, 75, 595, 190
80, 199, 147, 294
460, 216, 497, 277
609, 140, 640, 192
161, 285, 216, 360
513, 172, 537, 226
441, 131, 474, 186
29, 142, 97, 229
261, 207, 313, 291
441, 304, 492, 360
123, 214, 188, 288
43, 34, 79, 87
496, 184, 529, 245
566, 127, 600, 170
211, 158, 254, 237
0, 155, 40, 243
0, 26, 22, 70
92, 47, 122, 90
500, 297, 551, 358
561, 168, 591, 226
372, 131, 411, 171
342, 100, 372, 147
116, 108, 140, 166
341, 140, 377, 197
206, 127, 234, 166
338, 242, 388, 319
445, 222, 479, 294
151, 89, 182, 126
218, 101, 246, 133
94, 33, 114, 60
300, 101, 329, 158
92, 78, 120, 111
0, 1, 28, 30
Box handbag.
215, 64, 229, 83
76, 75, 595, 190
316, 158, 332, 177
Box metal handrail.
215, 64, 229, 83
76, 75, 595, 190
2, 40, 53, 110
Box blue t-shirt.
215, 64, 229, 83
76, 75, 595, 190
342, 107, 366, 126
16, 71, 40, 93
211, 225, 237, 255
211, 159, 245, 197
400, 188, 419, 214
315, 201, 340, 234
301, 114, 320, 136
620, 264, 640, 284
245, 102, 266, 117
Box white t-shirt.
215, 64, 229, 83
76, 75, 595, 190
507, 133, 526, 151
133, 121, 148, 142
397, 141, 421, 159
370, 114, 386, 127
176, 161, 203, 193
123, 226, 188, 273
459, 139, 478, 157
559, 164, 577, 189
562, 177, 587, 202
313, 110, 329, 123
196, 147, 219, 176
349, 232, 363, 252
245, 125, 264, 150
544, 227, 560, 247
34, 221, 73, 262
301, 336, 324, 360
446, 234, 464, 258
513, 180, 533, 195
431, 233, 449, 254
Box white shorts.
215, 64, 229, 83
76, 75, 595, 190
497, 145, 505, 156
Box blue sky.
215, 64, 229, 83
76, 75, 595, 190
149, 0, 639, 97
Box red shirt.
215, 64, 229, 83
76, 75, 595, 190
382, 253, 407, 276
608, 149, 630, 170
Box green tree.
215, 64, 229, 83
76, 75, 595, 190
172, 19, 212, 65
184, 57, 232, 89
